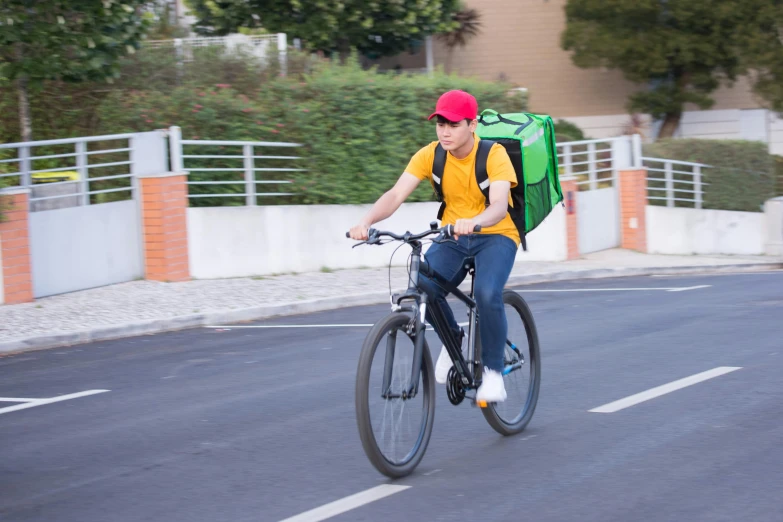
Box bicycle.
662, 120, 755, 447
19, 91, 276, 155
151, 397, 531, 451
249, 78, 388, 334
347, 222, 541, 478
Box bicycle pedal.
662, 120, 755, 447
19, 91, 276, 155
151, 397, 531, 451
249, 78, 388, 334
476, 400, 488, 408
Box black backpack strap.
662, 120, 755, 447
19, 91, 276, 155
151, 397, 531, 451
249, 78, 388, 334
474, 139, 494, 205
478, 113, 528, 127
432, 143, 447, 219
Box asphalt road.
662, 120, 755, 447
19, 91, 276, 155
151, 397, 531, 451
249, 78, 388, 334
1, 271, 782, 522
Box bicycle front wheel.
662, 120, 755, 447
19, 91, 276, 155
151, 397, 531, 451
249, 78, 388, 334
481, 290, 541, 435
355, 312, 435, 478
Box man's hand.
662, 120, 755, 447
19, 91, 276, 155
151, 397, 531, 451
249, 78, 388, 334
453, 218, 478, 239
349, 222, 371, 240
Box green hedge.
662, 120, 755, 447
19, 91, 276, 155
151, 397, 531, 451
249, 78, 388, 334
0, 46, 313, 144
98, 56, 527, 205
266, 59, 526, 204
643, 139, 776, 212
3, 51, 525, 206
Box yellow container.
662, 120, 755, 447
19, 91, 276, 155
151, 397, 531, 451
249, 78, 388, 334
32, 171, 80, 184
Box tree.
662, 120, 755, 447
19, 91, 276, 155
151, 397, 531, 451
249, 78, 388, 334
736, 1, 783, 113
0, 1, 150, 142
436, 6, 482, 74
561, 0, 757, 138
186, 0, 460, 57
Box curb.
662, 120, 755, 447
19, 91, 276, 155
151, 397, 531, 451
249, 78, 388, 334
1, 262, 780, 355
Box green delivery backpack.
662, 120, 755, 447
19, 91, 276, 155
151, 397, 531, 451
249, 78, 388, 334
430, 109, 563, 250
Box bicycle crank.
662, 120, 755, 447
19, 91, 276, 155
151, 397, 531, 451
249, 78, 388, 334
446, 366, 466, 405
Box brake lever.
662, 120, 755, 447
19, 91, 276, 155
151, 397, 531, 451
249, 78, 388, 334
347, 228, 379, 247
431, 229, 458, 246
432, 235, 458, 246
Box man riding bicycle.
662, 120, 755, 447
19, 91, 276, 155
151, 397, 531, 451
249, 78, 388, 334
348, 90, 520, 403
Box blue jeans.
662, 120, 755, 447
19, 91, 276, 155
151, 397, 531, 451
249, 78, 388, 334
418, 233, 518, 372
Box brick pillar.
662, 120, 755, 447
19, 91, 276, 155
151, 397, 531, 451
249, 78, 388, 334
139, 173, 190, 282
560, 178, 580, 260
619, 168, 648, 253
0, 188, 34, 304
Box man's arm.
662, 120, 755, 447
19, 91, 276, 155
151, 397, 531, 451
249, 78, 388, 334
453, 180, 510, 237
475, 180, 511, 227
348, 172, 422, 240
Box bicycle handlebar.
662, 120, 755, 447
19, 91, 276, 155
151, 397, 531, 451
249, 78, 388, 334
345, 222, 481, 244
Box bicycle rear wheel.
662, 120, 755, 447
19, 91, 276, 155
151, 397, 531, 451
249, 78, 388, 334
355, 312, 435, 478
481, 290, 541, 435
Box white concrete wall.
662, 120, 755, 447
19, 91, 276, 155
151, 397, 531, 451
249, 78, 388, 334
556, 114, 654, 141
560, 109, 782, 153
765, 197, 783, 256
187, 202, 567, 279
646, 206, 766, 256
677, 109, 743, 140
769, 113, 783, 156
0, 235, 4, 305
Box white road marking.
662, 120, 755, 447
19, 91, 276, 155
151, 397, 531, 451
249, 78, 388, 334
652, 271, 781, 277
207, 322, 467, 329
423, 468, 442, 476
589, 367, 742, 413
667, 285, 712, 292
278, 485, 411, 522
0, 397, 39, 402
0, 390, 110, 415
205, 285, 710, 331
205, 324, 374, 329
519, 286, 712, 293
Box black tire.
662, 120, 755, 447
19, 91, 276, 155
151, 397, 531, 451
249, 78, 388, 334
481, 290, 541, 436
355, 312, 435, 478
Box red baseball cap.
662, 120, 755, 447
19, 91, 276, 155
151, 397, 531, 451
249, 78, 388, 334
427, 90, 478, 122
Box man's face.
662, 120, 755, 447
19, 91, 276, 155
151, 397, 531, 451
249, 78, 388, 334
436, 118, 477, 152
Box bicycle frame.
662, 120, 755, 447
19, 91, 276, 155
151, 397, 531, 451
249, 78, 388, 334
384, 238, 483, 399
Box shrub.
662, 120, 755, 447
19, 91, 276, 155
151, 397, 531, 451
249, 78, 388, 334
554, 119, 589, 143
643, 139, 776, 212
256, 57, 527, 204
94, 55, 527, 205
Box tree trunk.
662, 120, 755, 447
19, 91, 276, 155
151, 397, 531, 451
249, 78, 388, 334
657, 111, 681, 139
17, 75, 32, 142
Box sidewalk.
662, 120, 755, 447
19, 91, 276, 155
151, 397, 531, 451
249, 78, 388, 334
1, 249, 780, 354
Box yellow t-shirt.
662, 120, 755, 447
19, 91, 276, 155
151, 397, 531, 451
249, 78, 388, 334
405, 136, 520, 246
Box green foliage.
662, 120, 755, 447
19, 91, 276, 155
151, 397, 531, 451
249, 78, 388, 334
735, 1, 783, 113
0, 1, 150, 85
0, 149, 17, 221
262, 58, 527, 204
560, 0, 754, 124
97, 83, 287, 207
775, 156, 783, 196
553, 119, 588, 143
2, 45, 525, 207
94, 55, 525, 205
0, 44, 312, 143
0, 80, 112, 143
0, 195, 10, 223
0, 0, 150, 141
143, 1, 191, 40
643, 139, 776, 212
186, 0, 460, 57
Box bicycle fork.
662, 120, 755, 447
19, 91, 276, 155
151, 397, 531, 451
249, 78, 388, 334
380, 302, 427, 400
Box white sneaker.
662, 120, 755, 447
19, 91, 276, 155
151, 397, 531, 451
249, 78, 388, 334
434, 345, 452, 384
476, 368, 507, 403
